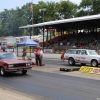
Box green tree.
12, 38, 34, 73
0, 21, 2, 36
77, 0, 100, 17
58, 1, 77, 19
0, 1, 78, 37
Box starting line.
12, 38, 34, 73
60, 66, 100, 75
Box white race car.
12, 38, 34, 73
64, 49, 100, 67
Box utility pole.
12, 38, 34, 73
39, 8, 46, 52
30, 0, 33, 57
39, 8, 46, 22
30, 0, 33, 39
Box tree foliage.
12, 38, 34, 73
77, 0, 100, 16
0, 0, 100, 37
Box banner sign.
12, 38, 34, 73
79, 66, 100, 74
44, 49, 53, 53
55, 49, 66, 54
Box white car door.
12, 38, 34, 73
80, 50, 89, 63
74, 50, 81, 63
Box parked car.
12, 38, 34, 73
7, 44, 13, 49
64, 49, 100, 67
0, 52, 32, 76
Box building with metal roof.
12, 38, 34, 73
19, 14, 100, 52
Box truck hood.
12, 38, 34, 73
1, 59, 28, 64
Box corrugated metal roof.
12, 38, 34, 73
19, 14, 100, 29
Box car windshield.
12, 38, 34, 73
66, 50, 77, 54
0, 53, 17, 60
88, 50, 98, 55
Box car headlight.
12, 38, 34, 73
26, 63, 30, 66
8, 64, 14, 67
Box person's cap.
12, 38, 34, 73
40, 47, 42, 49
37, 46, 40, 48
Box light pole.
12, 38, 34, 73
39, 8, 46, 52
39, 8, 46, 22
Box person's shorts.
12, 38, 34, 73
22, 56, 27, 60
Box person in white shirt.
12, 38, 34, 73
0, 43, 3, 52
40, 47, 43, 66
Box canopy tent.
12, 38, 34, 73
17, 38, 39, 57
17, 38, 38, 47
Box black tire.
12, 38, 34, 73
0, 67, 6, 76
22, 70, 27, 75
81, 63, 86, 66
91, 60, 98, 67
68, 58, 75, 66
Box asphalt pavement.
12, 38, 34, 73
0, 48, 100, 100
6, 48, 100, 81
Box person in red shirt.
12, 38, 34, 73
61, 51, 65, 61
34, 46, 42, 66
81, 43, 85, 49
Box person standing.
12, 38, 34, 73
61, 50, 65, 61
34, 46, 41, 66
22, 47, 27, 60
0, 43, 3, 52
40, 47, 43, 66
2, 44, 7, 52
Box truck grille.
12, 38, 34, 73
14, 63, 26, 67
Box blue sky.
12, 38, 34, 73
0, 0, 81, 12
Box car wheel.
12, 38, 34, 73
22, 70, 27, 75
0, 67, 6, 76
91, 60, 98, 67
68, 58, 75, 66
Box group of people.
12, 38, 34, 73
22, 46, 43, 66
